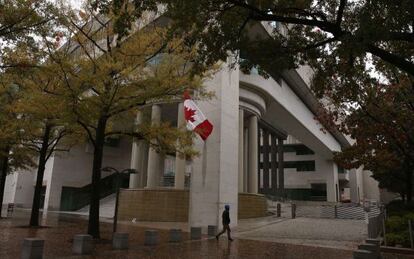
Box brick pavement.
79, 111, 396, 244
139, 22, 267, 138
0, 210, 355, 259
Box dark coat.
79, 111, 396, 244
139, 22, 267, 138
222, 210, 230, 225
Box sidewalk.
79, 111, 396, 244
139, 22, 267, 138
0, 210, 357, 259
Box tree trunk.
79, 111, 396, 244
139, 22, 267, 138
0, 148, 10, 218
406, 169, 413, 203
87, 116, 107, 239
30, 123, 52, 227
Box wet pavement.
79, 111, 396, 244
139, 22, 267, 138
237, 217, 366, 250
0, 210, 357, 259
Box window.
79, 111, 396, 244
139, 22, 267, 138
283, 144, 315, 155
259, 160, 315, 171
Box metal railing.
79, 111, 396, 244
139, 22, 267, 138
368, 211, 385, 238
295, 203, 381, 220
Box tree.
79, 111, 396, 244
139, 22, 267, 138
0, 29, 83, 222
372, 166, 409, 202
0, 73, 36, 217
135, 0, 414, 100
9, 62, 83, 226
153, 0, 414, 202
329, 79, 414, 202
46, 2, 211, 238
0, 0, 57, 68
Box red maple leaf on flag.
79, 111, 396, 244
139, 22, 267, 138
184, 106, 196, 122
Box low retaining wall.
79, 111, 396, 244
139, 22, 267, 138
238, 193, 268, 219
118, 189, 189, 222
117, 189, 268, 222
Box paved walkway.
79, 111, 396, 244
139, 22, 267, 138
237, 216, 367, 250
1, 210, 356, 259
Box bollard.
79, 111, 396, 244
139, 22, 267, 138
334, 205, 338, 219
353, 249, 375, 259
291, 203, 296, 219
7, 203, 14, 217
22, 238, 44, 259
112, 232, 129, 250
409, 219, 413, 249
72, 234, 93, 255
169, 229, 182, 243
358, 243, 379, 258
144, 230, 159, 246
277, 203, 281, 217
190, 227, 202, 240
208, 225, 217, 236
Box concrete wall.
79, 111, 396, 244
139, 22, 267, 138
241, 72, 341, 158
349, 168, 358, 203
44, 137, 132, 210
296, 65, 314, 87
283, 152, 316, 189
283, 152, 338, 202
362, 170, 380, 201
189, 61, 240, 228
13, 170, 36, 207
117, 189, 267, 222
3, 173, 17, 206
3, 169, 36, 208
238, 193, 267, 219
348, 167, 382, 203
118, 189, 189, 222
43, 155, 56, 211
315, 157, 339, 202
240, 70, 346, 202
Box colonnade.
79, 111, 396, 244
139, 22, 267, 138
129, 103, 186, 189
238, 108, 285, 195
129, 104, 285, 194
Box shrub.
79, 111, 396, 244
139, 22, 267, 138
385, 232, 410, 247
403, 212, 414, 222
385, 212, 414, 248
386, 200, 414, 217
386, 216, 407, 232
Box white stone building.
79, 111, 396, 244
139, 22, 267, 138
2, 20, 381, 227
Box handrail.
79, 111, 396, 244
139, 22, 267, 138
60, 173, 129, 211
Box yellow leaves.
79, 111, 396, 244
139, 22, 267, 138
57, 23, 211, 113
78, 10, 89, 21
1, 5, 217, 161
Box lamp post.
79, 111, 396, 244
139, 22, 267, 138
101, 167, 138, 233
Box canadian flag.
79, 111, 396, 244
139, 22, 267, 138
183, 92, 213, 141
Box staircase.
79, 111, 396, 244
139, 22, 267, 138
59, 173, 129, 211
76, 194, 116, 218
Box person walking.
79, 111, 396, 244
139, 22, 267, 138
216, 204, 233, 241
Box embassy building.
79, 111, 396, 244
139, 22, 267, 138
2, 18, 381, 227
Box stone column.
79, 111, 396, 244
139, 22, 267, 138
349, 168, 358, 203
243, 128, 248, 192
316, 157, 339, 202
238, 109, 244, 192
146, 104, 162, 188
271, 135, 278, 192
277, 138, 284, 191
175, 102, 186, 189
248, 115, 258, 194
262, 129, 270, 193
129, 112, 148, 188
189, 59, 239, 229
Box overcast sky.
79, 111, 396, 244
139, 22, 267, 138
69, 0, 83, 9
